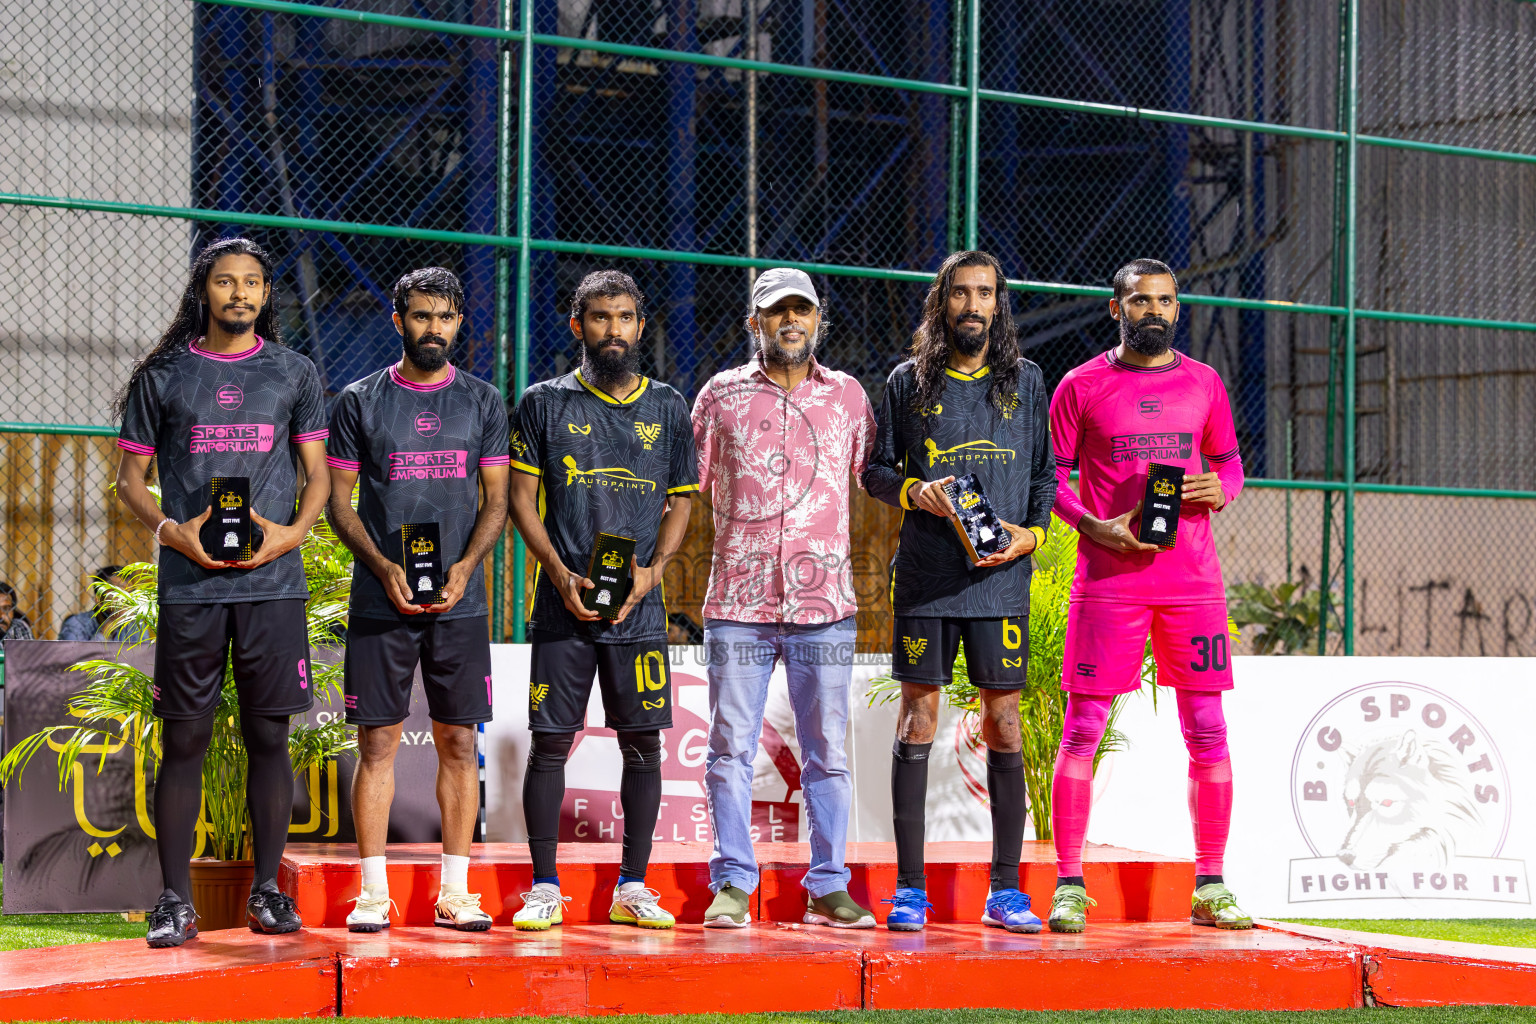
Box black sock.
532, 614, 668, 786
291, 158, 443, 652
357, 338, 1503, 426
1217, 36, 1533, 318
1058, 875, 1087, 889
155, 714, 215, 903
891, 740, 932, 890
524, 733, 574, 880
1196, 874, 1224, 888
241, 714, 295, 892
987, 748, 1026, 892
616, 731, 663, 880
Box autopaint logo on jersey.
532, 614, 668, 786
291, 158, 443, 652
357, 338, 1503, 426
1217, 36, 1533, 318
634, 421, 661, 449
923, 438, 1015, 468
216, 384, 244, 410
1110, 432, 1192, 463
1287, 680, 1527, 904
561, 455, 656, 492
415, 411, 441, 437
388, 450, 468, 480
190, 423, 274, 453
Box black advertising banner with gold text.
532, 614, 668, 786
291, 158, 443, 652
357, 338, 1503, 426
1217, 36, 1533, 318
1, 639, 441, 913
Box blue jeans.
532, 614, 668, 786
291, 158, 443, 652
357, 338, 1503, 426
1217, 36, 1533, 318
703, 616, 855, 898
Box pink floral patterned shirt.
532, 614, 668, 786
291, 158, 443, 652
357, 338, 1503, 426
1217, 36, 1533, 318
692, 355, 876, 625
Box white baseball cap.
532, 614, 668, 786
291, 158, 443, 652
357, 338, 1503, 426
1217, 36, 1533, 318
752, 267, 819, 311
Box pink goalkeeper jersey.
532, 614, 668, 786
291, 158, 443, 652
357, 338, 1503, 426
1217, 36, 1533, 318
1050, 349, 1244, 604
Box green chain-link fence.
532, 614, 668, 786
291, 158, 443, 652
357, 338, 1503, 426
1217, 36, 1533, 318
4, 0, 1536, 660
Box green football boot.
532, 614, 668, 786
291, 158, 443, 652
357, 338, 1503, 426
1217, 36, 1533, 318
1046, 884, 1096, 933
1190, 883, 1253, 929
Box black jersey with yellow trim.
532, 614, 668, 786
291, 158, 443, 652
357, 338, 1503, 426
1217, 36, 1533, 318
511, 370, 699, 643
863, 358, 1056, 618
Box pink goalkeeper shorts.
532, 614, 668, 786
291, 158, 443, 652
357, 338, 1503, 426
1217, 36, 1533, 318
1061, 600, 1235, 696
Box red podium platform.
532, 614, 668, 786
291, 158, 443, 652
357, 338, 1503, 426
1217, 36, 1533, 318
2, 843, 1532, 1018
279, 840, 1194, 928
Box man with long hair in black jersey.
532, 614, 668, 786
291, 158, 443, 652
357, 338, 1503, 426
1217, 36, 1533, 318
115, 237, 330, 947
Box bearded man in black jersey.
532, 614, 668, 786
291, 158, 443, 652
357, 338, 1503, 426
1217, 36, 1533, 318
863, 250, 1056, 933
508, 270, 698, 930
115, 238, 330, 947
326, 267, 510, 932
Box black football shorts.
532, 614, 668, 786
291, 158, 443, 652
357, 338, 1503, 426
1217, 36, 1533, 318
890, 615, 1029, 689
527, 629, 672, 733
343, 614, 493, 726
153, 599, 313, 720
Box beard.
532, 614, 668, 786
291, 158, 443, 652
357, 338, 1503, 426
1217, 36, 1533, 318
949, 315, 989, 357
211, 310, 257, 337
1123, 314, 1174, 356
759, 322, 817, 369
582, 338, 641, 389
403, 332, 452, 372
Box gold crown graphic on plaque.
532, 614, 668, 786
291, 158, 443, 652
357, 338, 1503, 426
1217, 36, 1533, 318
1153, 478, 1177, 497
958, 490, 981, 510
218, 491, 243, 509
410, 536, 435, 555
600, 549, 625, 569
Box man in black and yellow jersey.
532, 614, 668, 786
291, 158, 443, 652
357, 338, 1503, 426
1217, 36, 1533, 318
863, 250, 1056, 933
507, 270, 697, 930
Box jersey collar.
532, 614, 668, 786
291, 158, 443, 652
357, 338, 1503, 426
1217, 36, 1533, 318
1106, 349, 1183, 374
575, 368, 649, 405
389, 363, 457, 392
189, 335, 264, 361
944, 363, 991, 381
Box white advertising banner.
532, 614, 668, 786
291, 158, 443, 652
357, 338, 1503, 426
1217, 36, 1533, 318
1093, 657, 1536, 918
484, 648, 1532, 917
483, 647, 994, 845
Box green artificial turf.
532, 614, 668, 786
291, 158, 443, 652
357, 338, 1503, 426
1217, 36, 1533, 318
1280, 918, 1536, 949
0, 866, 144, 951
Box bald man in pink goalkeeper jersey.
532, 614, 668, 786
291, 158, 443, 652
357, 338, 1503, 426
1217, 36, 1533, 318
1044, 258, 1253, 934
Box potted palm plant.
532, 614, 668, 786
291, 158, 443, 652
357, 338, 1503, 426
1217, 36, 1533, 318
867, 514, 1152, 840
0, 517, 356, 928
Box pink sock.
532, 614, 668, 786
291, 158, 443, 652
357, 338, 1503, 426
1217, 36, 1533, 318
1187, 758, 1233, 876
1052, 750, 1096, 877
1053, 694, 1112, 878
1175, 689, 1232, 876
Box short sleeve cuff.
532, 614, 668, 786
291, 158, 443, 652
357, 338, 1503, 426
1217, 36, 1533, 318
292, 429, 329, 444
667, 483, 700, 496
511, 459, 542, 476
325, 456, 362, 471
480, 455, 511, 467
117, 438, 155, 456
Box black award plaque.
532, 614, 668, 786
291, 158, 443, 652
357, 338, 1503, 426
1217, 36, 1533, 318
203, 476, 253, 562
1137, 462, 1185, 548
943, 474, 1006, 566
582, 533, 636, 620
401, 522, 445, 605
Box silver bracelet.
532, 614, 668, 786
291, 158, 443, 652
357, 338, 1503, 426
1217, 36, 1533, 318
154, 517, 176, 544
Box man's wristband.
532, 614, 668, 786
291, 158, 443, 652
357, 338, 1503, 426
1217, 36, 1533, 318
154, 518, 176, 544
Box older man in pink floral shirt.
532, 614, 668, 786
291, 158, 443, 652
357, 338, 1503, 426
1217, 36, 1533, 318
692, 268, 877, 929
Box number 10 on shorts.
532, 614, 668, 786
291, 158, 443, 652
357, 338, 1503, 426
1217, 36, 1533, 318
634, 650, 667, 693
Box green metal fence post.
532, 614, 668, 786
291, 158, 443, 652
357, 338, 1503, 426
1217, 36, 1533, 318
963, 0, 979, 251
510, 0, 534, 642
1317, 0, 1349, 656
946, 0, 963, 253
490, 0, 514, 641
1341, 0, 1359, 654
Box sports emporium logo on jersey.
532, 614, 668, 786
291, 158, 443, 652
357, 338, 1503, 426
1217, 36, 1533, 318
216, 384, 244, 410
1287, 680, 1527, 904
388, 450, 468, 480
1110, 432, 1192, 463
190, 423, 274, 453
415, 411, 441, 437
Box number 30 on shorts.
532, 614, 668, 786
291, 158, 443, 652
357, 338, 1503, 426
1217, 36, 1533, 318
633, 650, 667, 693
1189, 634, 1229, 672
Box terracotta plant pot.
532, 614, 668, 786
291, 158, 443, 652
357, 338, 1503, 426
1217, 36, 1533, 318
188, 858, 254, 931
